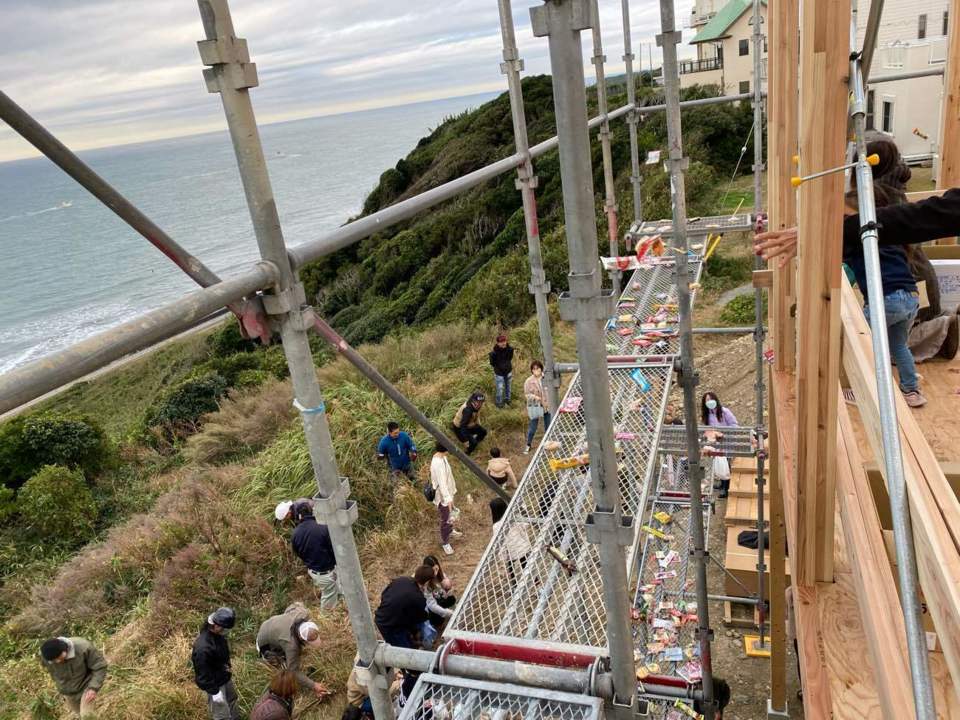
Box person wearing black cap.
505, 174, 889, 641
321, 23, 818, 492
39, 636, 107, 717
451, 391, 487, 455
191, 607, 239, 720
489, 333, 514, 408
693, 677, 732, 719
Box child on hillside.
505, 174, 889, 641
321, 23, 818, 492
486, 447, 518, 490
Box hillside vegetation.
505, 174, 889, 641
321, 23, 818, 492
0, 78, 759, 720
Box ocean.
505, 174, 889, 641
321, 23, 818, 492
0, 92, 498, 375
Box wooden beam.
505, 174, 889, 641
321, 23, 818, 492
752, 269, 773, 288
905, 189, 946, 202
768, 371, 788, 713
938, 0, 960, 247
767, 0, 799, 373
835, 396, 916, 720
839, 278, 960, 703
793, 0, 849, 584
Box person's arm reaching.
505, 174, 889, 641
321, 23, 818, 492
845, 187, 960, 247
376, 435, 388, 460
424, 591, 454, 618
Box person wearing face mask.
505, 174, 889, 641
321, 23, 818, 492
256, 602, 332, 699
523, 360, 552, 454
701, 392, 737, 498
191, 607, 239, 720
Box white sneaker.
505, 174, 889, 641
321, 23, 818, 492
523, 445, 531, 455
442, 544, 455, 556
450, 529, 463, 538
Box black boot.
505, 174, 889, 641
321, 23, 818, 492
718, 478, 730, 498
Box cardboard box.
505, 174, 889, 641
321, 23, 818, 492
931, 258, 960, 312
724, 524, 790, 600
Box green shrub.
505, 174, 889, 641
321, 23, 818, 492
234, 369, 269, 389
0, 413, 110, 490
18, 465, 97, 544
200, 352, 262, 386
261, 345, 290, 379
719, 292, 767, 326
0, 486, 15, 523
207, 318, 259, 357
142, 373, 229, 444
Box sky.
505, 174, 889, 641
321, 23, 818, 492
0, 0, 696, 163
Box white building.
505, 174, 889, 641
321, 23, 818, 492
855, 0, 950, 160
679, 0, 768, 95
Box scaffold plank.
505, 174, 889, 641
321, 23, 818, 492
397, 673, 603, 720
627, 213, 755, 240
605, 260, 703, 357
446, 363, 672, 654
656, 425, 756, 457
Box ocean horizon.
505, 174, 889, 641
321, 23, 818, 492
0, 91, 499, 375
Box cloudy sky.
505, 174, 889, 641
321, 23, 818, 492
0, 0, 696, 163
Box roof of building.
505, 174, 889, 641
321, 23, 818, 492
690, 0, 767, 44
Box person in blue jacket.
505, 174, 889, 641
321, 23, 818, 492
377, 422, 418, 483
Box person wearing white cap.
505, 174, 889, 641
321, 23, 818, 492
274, 498, 314, 525
256, 602, 331, 699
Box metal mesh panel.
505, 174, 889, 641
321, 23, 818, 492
627, 213, 755, 239
605, 261, 703, 357
657, 425, 756, 457
446, 364, 672, 653
632, 460, 712, 683
397, 674, 603, 720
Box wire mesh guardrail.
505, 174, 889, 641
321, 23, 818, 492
631, 455, 714, 690
657, 425, 756, 458
605, 261, 703, 357
446, 362, 672, 655
397, 674, 603, 720
626, 213, 755, 239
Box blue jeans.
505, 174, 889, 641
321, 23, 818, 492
526, 412, 552, 447
494, 373, 512, 406
865, 289, 920, 393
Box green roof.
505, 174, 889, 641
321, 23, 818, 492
690, 0, 766, 43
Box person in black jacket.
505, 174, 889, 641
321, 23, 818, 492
191, 607, 239, 720
374, 566, 434, 649
755, 169, 960, 407
451, 391, 487, 455
489, 334, 515, 408
291, 504, 342, 610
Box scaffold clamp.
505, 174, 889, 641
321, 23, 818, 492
585, 509, 634, 547
313, 477, 359, 527
558, 289, 617, 322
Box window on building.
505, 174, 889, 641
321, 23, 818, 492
945, 11, 950, 37
882, 99, 894, 133
918, 13, 927, 39
884, 43, 905, 68
740, 80, 750, 94
739, 39, 749, 56
865, 90, 875, 131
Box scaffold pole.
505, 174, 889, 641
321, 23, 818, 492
655, 0, 716, 714
497, 0, 561, 414
530, 1, 637, 717
620, 0, 643, 224
195, 2, 394, 717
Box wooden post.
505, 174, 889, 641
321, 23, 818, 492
766, 0, 800, 372
937, 0, 960, 244
768, 366, 788, 713
793, 0, 848, 585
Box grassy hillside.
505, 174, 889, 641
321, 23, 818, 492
0, 78, 763, 720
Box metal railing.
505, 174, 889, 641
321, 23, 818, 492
679, 57, 723, 74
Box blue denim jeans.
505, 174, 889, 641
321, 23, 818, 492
494, 373, 512, 407
865, 289, 920, 393
526, 412, 552, 447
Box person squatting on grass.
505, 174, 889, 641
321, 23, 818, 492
523, 360, 552, 454
191, 607, 240, 720
256, 602, 332, 699
250, 670, 298, 720
430, 444, 462, 556
376, 421, 418, 484
486, 447, 518, 490
290, 502, 343, 609
374, 566, 434, 649
40, 636, 107, 719
422, 554, 457, 630
489, 333, 515, 408
451, 391, 487, 455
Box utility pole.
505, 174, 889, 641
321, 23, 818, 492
195, 2, 393, 718
497, 0, 561, 414
655, 0, 715, 715
530, 2, 636, 718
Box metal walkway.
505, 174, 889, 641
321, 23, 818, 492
446, 258, 703, 658
626, 213, 755, 240
657, 425, 757, 458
